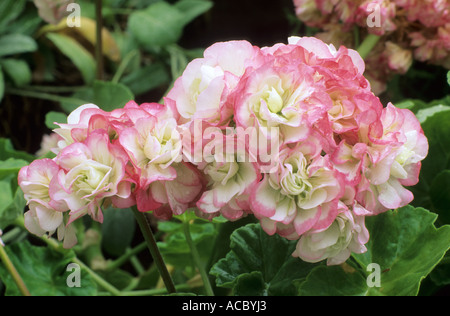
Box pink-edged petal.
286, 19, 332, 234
293, 207, 321, 236
197, 190, 219, 214
212, 180, 242, 208
57, 143, 91, 170
24, 210, 46, 236
136, 187, 163, 213
67, 104, 100, 125
294, 237, 327, 263
32, 202, 63, 232
259, 217, 278, 236
377, 178, 414, 209
311, 200, 339, 231
398, 162, 421, 186
59, 223, 78, 249
153, 205, 174, 220
250, 177, 278, 217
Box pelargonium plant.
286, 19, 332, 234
17, 35, 428, 280
293, 0, 450, 94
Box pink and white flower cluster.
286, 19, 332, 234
293, 0, 450, 94
19, 37, 428, 265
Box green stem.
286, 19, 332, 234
1, 227, 22, 243
182, 220, 214, 296
106, 242, 147, 271
72, 258, 122, 296
353, 26, 360, 48
23, 85, 87, 93
111, 50, 138, 84
7, 88, 89, 105
0, 245, 31, 296
120, 284, 191, 296
40, 236, 122, 296
356, 33, 381, 60
132, 207, 176, 294
129, 252, 145, 275
95, 0, 104, 80
13, 219, 121, 296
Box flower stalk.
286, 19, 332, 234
357, 33, 381, 60
0, 244, 31, 296
95, 0, 104, 80
182, 218, 214, 296
132, 207, 176, 294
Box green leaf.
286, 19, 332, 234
0, 156, 27, 229
0, 241, 97, 296
0, 138, 35, 162
429, 255, 450, 287
101, 207, 136, 257
59, 87, 94, 113
120, 62, 170, 96
298, 206, 450, 296
46, 32, 96, 85
0, 0, 26, 33
429, 170, 450, 225
0, 34, 37, 57
0, 158, 28, 179
45, 111, 68, 130
447, 71, 450, 86
0, 178, 14, 217
157, 219, 217, 269
59, 81, 134, 113
173, 0, 213, 26
0, 186, 25, 230
210, 223, 318, 296
5, 10, 42, 37
418, 109, 450, 185
0, 58, 32, 87
128, 2, 184, 48
96, 269, 134, 291
298, 265, 370, 296
415, 104, 450, 123
92, 80, 134, 111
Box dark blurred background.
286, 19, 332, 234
180, 0, 295, 48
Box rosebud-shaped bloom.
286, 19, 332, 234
119, 111, 182, 188
18, 159, 77, 248
51, 130, 131, 223
135, 163, 205, 217
293, 207, 369, 265
358, 104, 428, 212
53, 103, 104, 152
166, 41, 262, 125
251, 140, 344, 238
196, 131, 260, 220
234, 45, 330, 144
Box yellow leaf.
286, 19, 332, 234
37, 17, 121, 62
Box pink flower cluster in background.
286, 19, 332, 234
19, 37, 428, 265
293, 0, 450, 94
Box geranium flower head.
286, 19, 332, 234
51, 130, 131, 223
